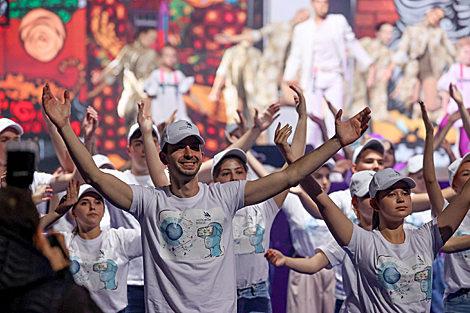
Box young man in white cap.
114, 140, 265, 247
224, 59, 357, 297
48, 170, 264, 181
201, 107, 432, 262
329, 138, 385, 220
42, 83, 371, 313
0, 118, 23, 172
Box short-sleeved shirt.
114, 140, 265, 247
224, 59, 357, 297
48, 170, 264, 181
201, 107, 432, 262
63, 228, 142, 312
329, 189, 357, 224
31, 171, 54, 215
282, 193, 331, 258
129, 180, 246, 312
102, 169, 160, 286
345, 219, 443, 312
443, 201, 470, 301
233, 198, 279, 289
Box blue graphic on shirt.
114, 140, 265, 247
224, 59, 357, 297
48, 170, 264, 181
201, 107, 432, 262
304, 217, 318, 234
93, 259, 118, 290
198, 222, 224, 257
243, 224, 265, 253
377, 255, 432, 303
160, 216, 184, 246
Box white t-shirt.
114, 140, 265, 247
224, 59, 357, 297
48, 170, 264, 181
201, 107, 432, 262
63, 228, 142, 312
31, 171, 54, 215
345, 219, 443, 312
102, 168, 166, 286
282, 193, 331, 258
233, 198, 279, 289
129, 180, 246, 313
312, 19, 342, 71
329, 189, 357, 224
316, 235, 349, 301
144, 68, 194, 126
443, 201, 470, 301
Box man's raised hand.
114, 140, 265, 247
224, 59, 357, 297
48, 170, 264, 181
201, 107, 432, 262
450, 83, 464, 106
419, 101, 433, 134
42, 83, 71, 129
334, 107, 371, 146
274, 123, 293, 163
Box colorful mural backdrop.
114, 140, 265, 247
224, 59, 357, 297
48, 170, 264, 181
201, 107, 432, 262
1, 0, 470, 171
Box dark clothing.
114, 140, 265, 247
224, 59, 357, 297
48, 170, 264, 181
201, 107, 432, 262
0, 227, 102, 313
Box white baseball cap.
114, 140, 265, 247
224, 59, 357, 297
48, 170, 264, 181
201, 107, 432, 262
352, 138, 385, 164
92, 154, 115, 169
448, 152, 470, 188
350, 170, 375, 198
211, 148, 247, 180
160, 120, 204, 151
74, 184, 104, 208
0, 118, 23, 136
402, 154, 423, 175
369, 168, 416, 199
127, 123, 160, 144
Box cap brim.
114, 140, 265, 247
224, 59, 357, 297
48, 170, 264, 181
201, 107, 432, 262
211, 148, 247, 179
354, 186, 370, 198
373, 176, 416, 198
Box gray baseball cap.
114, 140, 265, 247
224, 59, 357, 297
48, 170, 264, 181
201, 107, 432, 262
369, 168, 416, 198
352, 138, 385, 164
211, 148, 247, 180
448, 152, 470, 188
350, 170, 375, 198
160, 120, 205, 151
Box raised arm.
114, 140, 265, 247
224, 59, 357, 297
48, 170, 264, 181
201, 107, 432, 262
244, 107, 371, 208
39, 179, 79, 230
450, 84, 470, 141
137, 101, 170, 187
42, 84, 133, 210
441, 235, 470, 253
420, 101, 445, 216
264, 248, 330, 275
437, 176, 470, 243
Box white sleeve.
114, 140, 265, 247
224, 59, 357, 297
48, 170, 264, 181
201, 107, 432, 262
345, 223, 370, 261
118, 228, 142, 261
341, 16, 372, 68
143, 70, 160, 97
262, 197, 280, 224
177, 71, 194, 94
212, 180, 246, 216
31, 171, 54, 193
437, 64, 457, 92
129, 184, 157, 222
283, 24, 303, 81
316, 235, 346, 269
414, 218, 444, 257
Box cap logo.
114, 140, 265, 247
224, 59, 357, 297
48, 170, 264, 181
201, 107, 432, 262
178, 121, 193, 131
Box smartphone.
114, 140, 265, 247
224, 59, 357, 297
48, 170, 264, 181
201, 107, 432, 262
6, 141, 38, 188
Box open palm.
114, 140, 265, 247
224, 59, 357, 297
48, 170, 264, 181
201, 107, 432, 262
335, 108, 371, 146
137, 101, 154, 135
42, 83, 71, 129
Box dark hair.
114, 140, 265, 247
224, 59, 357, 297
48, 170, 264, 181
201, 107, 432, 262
375, 22, 392, 32
129, 128, 158, 145
372, 210, 380, 229
0, 187, 39, 242
213, 156, 248, 180
135, 26, 156, 39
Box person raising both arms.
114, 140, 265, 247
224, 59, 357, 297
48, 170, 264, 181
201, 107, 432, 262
41, 82, 370, 312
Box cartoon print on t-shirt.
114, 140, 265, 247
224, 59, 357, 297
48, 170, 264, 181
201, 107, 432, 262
454, 228, 470, 262
158, 207, 226, 260
69, 250, 119, 291
93, 259, 118, 290
233, 207, 268, 255
243, 224, 265, 253
376, 254, 432, 303
197, 222, 224, 257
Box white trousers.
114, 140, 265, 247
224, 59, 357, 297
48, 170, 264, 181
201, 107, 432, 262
304, 71, 344, 148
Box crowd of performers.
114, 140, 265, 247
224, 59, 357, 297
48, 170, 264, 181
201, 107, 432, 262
3, 0, 470, 313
